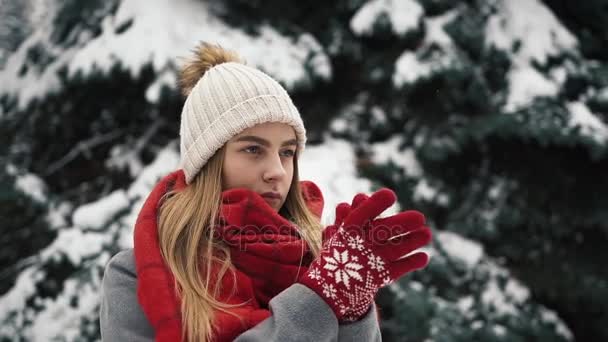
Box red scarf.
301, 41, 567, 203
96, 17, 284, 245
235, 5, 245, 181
133, 170, 324, 341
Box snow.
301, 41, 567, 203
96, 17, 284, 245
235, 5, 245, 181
394, 52, 431, 85
6, 164, 48, 203
69, 0, 330, 90
105, 120, 167, 178
14, 173, 48, 203
505, 278, 529, 303
567, 101, 608, 144
120, 142, 180, 248
457, 295, 474, 314
394, 0, 577, 99
367, 135, 449, 206
26, 279, 100, 341
370, 105, 387, 125
39, 228, 110, 265
485, 0, 577, 66
145, 67, 177, 103
472, 320, 486, 330
0, 146, 180, 334
45, 202, 72, 229
393, 10, 458, 87
296, 33, 332, 81
0, 0, 332, 109
328, 95, 366, 136
436, 231, 484, 268
485, 0, 578, 111
126, 142, 180, 201
481, 280, 516, 316
505, 66, 560, 110
424, 10, 457, 47
299, 136, 402, 224
413, 179, 438, 202
541, 307, 574, 340
0, 268, 39, 322
480, 265, 530, 317
72, 190, 130, 230
0, 0, 72, 110
493, 324, 507, 336
427, 245, 568, 339
350, 0, 423, 37
370, 135, 422, 176
330, 116, 349, 134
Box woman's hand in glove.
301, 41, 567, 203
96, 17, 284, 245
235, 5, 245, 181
300, 188, 432, 321
321, 192, 372, 243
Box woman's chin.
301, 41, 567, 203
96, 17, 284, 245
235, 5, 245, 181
263, 198, 280, 211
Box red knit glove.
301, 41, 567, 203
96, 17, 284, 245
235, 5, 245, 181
299, 188, 432, 322
322, 193, 371, 243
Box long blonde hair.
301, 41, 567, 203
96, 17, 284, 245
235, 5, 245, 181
158, 42, 322, 342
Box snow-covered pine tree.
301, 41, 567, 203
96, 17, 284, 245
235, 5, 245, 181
1, 0, 605, 340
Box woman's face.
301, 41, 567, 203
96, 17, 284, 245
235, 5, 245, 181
222, 122, 297, 212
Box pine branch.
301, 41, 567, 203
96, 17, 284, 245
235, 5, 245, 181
44, 130, 123, 176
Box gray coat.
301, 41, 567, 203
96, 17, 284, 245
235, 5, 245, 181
99, 249, 382, 341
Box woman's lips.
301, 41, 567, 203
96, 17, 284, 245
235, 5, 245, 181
261, 192, 281, 204
261, 192, 281, 199
263, 197, 279, 203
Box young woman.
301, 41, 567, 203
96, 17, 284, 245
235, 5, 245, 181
99, 42, 432, 342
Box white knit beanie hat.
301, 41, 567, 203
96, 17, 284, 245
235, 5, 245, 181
178, 45, 307, 184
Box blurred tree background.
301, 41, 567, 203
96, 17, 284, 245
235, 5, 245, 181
1, 0, 606, 340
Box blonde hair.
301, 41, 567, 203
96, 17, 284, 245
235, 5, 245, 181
158, 42, 322, 342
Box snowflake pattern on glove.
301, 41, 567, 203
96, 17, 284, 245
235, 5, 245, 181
322, 249, 363, 289
304, 226, 392, 321
322, 283, 337, 299
367, 255, 385, 271
347, 234, 365, 251
308, 268, 322, 280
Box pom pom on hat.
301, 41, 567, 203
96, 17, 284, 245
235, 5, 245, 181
178, 42, 243, 97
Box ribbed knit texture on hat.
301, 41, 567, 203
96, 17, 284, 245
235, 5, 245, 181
179, 62, 307, 184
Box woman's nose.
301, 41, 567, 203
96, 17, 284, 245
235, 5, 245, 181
263, 154, 287, 182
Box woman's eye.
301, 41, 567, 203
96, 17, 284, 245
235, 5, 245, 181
244, 146, 261, 154
243, 146, 294, 157
281, 150, 295, 157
